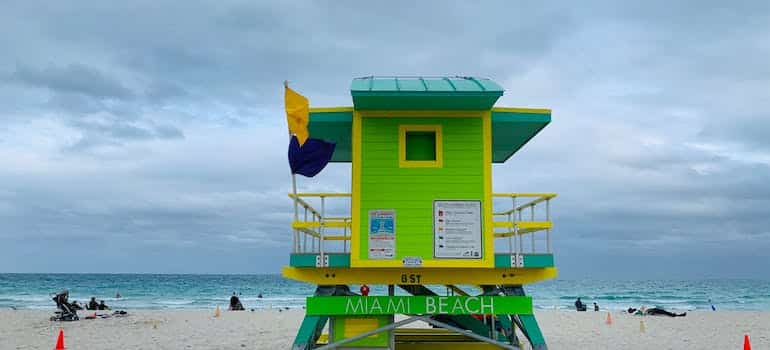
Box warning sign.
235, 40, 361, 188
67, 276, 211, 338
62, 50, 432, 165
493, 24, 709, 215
434, 201, 482, 259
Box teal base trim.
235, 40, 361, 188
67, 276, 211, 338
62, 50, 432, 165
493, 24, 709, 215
493, 254, 554, 268
291, 315, 328, 350
519, 314, 546, 349
289, 253, 351, 267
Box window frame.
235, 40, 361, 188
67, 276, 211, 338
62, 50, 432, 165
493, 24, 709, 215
398, 124, 443, 168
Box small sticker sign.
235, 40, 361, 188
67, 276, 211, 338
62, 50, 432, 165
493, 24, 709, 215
402, 256, 423, 267
368, 210, 395, 259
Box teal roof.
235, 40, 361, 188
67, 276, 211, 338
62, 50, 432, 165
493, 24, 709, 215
351, 76, 503, 110
308, 108, 550, 163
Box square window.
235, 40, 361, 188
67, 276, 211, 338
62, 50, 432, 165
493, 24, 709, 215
399, 125, 442, 168
405, 131, 436, 161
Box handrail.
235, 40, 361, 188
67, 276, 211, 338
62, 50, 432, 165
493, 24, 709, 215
289, 192, 352, 258
289, 193, 352, 198
492, 193, 557, 198
492, 192, 556, 256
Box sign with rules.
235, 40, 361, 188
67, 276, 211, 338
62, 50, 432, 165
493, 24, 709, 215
433, 200, 482, 259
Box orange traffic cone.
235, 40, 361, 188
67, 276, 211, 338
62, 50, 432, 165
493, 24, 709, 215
744, 334, 751, 350
605, 312, 612, 325
54, 329, 65, 350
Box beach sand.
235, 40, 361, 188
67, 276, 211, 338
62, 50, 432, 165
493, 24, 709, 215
1, 309, 768, 349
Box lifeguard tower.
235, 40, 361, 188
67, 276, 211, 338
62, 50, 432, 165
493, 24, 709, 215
283, 76, 557, 350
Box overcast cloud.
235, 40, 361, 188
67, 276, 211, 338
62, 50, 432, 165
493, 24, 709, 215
1, 1, 769, 278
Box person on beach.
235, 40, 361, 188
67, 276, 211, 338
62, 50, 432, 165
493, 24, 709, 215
71, 300, 83, 310
229, 292, 245, 311
627, 306, 685, 317
98, 300, 110, 310
593, 302, 599, 311
574, 298, 587, 311
709, 299, 716, 311
88, 297, 99, 310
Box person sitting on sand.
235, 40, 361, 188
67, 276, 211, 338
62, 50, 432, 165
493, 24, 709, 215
229, 292, 244, 311
88, 297, 99, 310
574, 297, 587, 311
71, 300, 83, 310
593, 302, 599, 311
98, 300, 110, 310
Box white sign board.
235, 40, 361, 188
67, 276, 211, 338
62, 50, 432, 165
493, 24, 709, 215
368, 210, 395, 259
433, 200, 482, 259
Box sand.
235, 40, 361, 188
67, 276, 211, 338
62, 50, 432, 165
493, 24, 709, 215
0, 309, 768, 349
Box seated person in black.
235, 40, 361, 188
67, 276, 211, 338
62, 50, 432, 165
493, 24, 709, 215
88, 297, 99, 310
229, 292, 245, 311
98, 300, 110, 310
71, 300, 83, 310
574, 297, 587, 311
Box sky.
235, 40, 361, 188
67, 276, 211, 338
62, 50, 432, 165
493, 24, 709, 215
1, 1, 769, 279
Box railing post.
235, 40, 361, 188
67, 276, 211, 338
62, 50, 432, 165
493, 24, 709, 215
546, 199, 551, 254
517, 207, 523, 257
303, 207, 308, 253
343, 218, 348, 253
320, 196, 325, 266
531, 204, 536, 253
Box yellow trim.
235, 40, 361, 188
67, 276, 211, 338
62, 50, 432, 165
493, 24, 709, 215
359, 110, 485, 118
309, 106, 354, 113
282, 266, 558, 285
288, 193, 352, 198
492, 221, 553, 229
492, 193, 558, 198
491, 107, 552, 114
292, 221, 352, 229
350, 111, 362, 267
322, 235, 350, 241
482, 111, 494, 268
398, 125, 443, 168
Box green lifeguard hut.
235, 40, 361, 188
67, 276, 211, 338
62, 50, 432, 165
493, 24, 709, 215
284, 76, 557, 350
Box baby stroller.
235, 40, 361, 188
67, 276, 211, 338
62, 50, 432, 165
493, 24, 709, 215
50, 289, 79, 321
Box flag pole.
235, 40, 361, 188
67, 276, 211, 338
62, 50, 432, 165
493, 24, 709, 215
291, 171, 299, 254
287, 80, 300, 253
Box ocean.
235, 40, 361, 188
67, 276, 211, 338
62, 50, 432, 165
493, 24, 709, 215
1, 274, 768, 311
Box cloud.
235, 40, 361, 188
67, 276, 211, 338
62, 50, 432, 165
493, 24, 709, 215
1, 1, 769, 277
11, 63, 134, 100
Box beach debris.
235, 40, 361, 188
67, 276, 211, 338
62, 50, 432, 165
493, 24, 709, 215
639, 320, 645, 333
54, 329, 66, 350
214, 305, 221, 318
605, 312, 612, 325
744, 334, 751, 350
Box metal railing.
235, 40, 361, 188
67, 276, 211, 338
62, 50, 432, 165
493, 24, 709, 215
288, 192, 555, 264
289, 193, 352, 263
492, 193, 556, 257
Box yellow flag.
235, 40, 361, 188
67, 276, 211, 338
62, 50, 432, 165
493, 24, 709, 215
285, 83, 309, 146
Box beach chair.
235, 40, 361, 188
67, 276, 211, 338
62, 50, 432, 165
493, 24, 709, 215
50, 290, 79, 321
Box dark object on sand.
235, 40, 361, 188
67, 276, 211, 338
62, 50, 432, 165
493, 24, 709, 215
87, 297, 99, 310
647, 307, 686, 317
98, 300, 110, 310
575, 298, 587, 312
229, 293, 245, 311
628, 307, 686, 317
593, 302, 599, 311
51, 290, 79, 321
